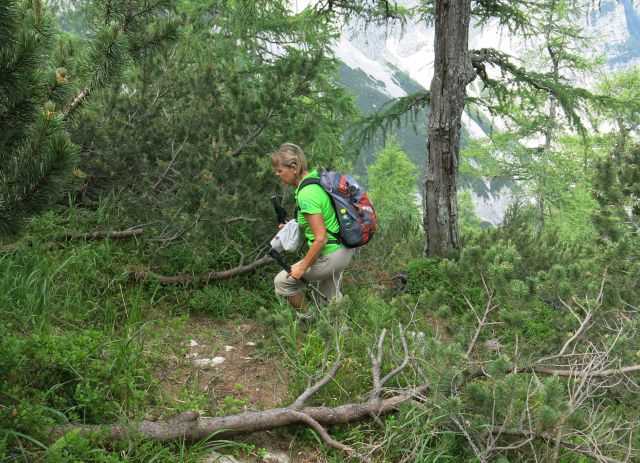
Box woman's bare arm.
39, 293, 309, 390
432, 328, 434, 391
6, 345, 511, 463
289, 213, 327, 279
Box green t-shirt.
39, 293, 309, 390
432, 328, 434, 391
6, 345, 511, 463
295, 169, 342, 255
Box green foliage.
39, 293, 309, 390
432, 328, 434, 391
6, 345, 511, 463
595, 66, 640, 158
593, 143, 640, 240
367, 136, 420, 225
359, 136, 422, 272
187, 277, 274, 319
406, 257, 445, 295
0, 0, 78, 235
1, 330, 152, 427
0, 0, 178, 236
458, 188, 484, 237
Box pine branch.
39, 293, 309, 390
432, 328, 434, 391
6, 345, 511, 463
128, 19, 180, 60
472, 0, 540, 36
0, 110, 78, 235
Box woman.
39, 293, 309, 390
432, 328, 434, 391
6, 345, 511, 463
271, 143, 354, 317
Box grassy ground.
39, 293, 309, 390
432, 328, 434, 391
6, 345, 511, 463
2, 201, 639, 462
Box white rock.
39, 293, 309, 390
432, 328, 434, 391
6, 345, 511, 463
224, 345, 236, 352
199, 451, 241, 463
212, 356, 226, 365
185, 352, 199, 358
188, 339, 199, 347
245, 341, 256, 347
194, 358, 213, 367
261, 451, 290, 463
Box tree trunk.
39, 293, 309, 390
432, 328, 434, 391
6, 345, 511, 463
424, 0, 476, 257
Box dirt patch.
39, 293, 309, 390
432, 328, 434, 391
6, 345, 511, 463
154, 317, 290, 413
423, 313, 451, 344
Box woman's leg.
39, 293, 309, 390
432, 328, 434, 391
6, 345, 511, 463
274, 247, 353, 308
274, 269, 305, 308
303, 247, 354, 303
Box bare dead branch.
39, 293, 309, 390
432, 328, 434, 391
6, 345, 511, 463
465, 296, 499, 357
485, 426, 627, 463
222, 216, 259, 224
452, 416, 488, 463
51, 390, 428, 451
380, 323, 411, 387
369, 328, 387, 398
64, 86, 92, 119
288, 410, 365, 461
151, 215, 201, 250
472, 362, 640, 379
64, 228, 144, 241
293, 354, 343, 409
527, 364, 640, 378
1, 227, 145, 253
149, 133, 189, 193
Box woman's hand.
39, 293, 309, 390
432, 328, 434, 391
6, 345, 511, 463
288, 262, 307, 280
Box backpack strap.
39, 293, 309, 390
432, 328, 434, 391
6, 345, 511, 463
296, 177, 341, 244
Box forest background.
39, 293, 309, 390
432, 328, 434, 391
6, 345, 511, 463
1, 0, 639, 462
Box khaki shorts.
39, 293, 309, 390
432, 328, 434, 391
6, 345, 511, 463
274, 246, 354, 301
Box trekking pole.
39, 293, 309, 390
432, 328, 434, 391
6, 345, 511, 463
268, 248, 329, 303
271, 195, 288, 225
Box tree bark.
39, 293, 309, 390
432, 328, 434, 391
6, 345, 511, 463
424, 0, 476, 257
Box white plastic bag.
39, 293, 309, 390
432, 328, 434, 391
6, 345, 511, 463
270, 219, 302, 253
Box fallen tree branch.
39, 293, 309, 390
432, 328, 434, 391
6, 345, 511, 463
524, 364, 640, 378
64, 228, 144, 241
151, 134, 188, 193
50, 391, 426, 445
464, 277, 499, 358
1, 228, 145, 253
136, 254, 275, 285
472, 363, 640, 379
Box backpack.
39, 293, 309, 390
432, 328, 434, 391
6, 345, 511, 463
297, 168, 376, 248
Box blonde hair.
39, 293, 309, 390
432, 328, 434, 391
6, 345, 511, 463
270, 143, 308, 178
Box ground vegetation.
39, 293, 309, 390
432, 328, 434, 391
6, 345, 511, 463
1, 1, 639, 462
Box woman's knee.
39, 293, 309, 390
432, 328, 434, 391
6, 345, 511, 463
274, 269, 302, 296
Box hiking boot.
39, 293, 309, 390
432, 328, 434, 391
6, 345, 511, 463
296, 309, 314, 320
296, 310, 315, 332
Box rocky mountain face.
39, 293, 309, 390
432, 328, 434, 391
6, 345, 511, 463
332, 0, 640, 224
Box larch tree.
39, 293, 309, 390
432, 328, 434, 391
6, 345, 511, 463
415, 0, 600, 256
334, 0, 599, 257
423, 0, 476, 257
462, 0, 602, 236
